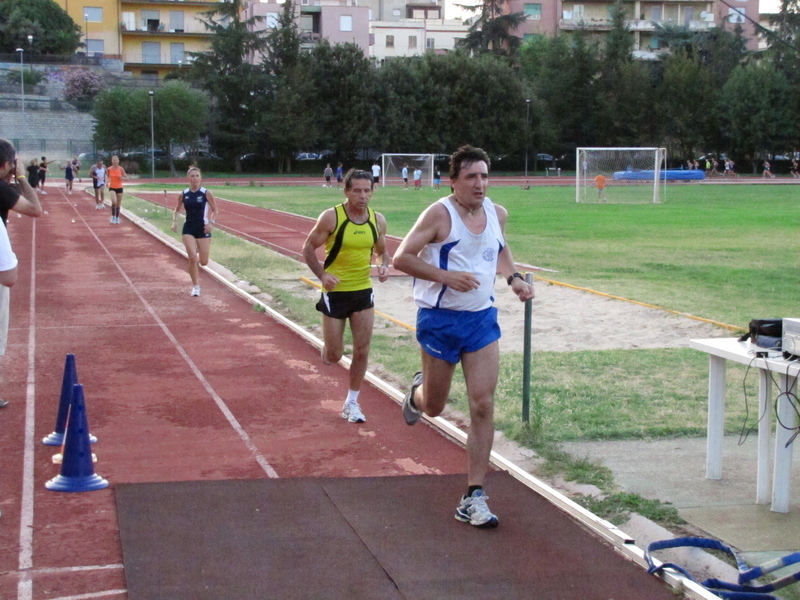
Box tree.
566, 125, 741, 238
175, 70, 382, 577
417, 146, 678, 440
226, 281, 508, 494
718, 64, 798, 170
456, 0, 527, 57
764, 0, 800, 85
63, 69, 105, 102
0, 0, 81, 55
189, 0, 270, 172
92, 88, 150, 154
307, 41, 378, 160
258, 0, 317, 172
153, 81, 210, 177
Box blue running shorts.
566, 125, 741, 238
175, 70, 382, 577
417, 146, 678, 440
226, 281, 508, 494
416, 306, 501, 364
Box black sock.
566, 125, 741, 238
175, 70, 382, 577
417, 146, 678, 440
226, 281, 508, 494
467, 485, 482, 497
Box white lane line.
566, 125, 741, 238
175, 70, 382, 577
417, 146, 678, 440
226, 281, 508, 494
17, 219, 37, 600
65, 202, 279, 479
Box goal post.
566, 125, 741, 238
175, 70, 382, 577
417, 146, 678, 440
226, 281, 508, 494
380, 154, 434, 189
576, 147, 667, 204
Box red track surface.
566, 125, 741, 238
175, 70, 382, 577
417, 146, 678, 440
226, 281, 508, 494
0, 185, 466, 599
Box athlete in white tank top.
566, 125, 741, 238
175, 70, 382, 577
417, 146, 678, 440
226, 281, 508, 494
413, 196, 504, 312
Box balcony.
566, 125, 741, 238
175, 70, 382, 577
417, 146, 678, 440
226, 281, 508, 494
121, 0, 222, 5
120, 22, 212, 35
559, 17, 715, 31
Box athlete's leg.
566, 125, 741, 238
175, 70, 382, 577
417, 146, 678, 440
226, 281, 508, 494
460, 341, 499, 487
196, 237, 212, 267
347, 308, 374, 392
414, 349, 457, 418
321, 315, 347, 364
182, 234, 200, 285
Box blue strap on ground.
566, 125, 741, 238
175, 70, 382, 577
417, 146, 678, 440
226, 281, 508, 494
645, 537, 800, 600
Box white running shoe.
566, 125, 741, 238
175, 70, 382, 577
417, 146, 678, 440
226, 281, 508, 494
402, 372, 423, 425
455, 489, 499, 528
191, 285, 201, 297
341, 400, 366, 423
110, 216, 115, 223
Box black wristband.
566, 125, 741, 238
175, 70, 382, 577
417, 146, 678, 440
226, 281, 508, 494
507, 272, 524, 285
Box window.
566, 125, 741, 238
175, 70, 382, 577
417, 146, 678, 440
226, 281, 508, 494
142, 41, 161, 64
573, 4, 584, 19
683, 7, 693, 25
266, 12, 279, 28
524, 4, 542, 20
86, 39, 104, 54
83, 7, 102, 22
340, 15, 352, 31
170, 43, 185, 64
649, 36, 660, 49
170, 11, 184, 32
140, 10, 160, 31
386, 35, 394, 48
728, 7, 745, 23
121, 12, 135, 31
393, 9, 401, 16
650, 6, 662, 21
426, 37, 435, 49
413, 9, 426, 18
409, 35, 417, 48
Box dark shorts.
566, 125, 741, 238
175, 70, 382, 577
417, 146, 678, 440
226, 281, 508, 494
416, 306, 501, 364
325, 176, 331, 183
109, 187, 123, 194
182, 221, 211, 239
39, 173, 46, 183
316, 288, 374, 320
65, 174, 73, 181
93, 180, 104, 189
373, 175, 380, 184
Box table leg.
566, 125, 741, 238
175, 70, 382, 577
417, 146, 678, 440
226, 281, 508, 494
706, 355, 726, 480
756, 369, 772, 504
771, 373, 796, 513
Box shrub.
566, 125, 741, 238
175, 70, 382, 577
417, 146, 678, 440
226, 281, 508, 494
63, 69, 105, 102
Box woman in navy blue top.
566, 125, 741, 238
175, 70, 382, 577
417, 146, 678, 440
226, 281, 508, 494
171, 166, 218, 297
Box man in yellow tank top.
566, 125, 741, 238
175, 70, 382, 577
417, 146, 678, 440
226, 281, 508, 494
303, 169, 391, 423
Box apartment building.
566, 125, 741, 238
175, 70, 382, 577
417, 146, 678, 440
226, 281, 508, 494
56, 0, 219, 77
506, 0, 762, 54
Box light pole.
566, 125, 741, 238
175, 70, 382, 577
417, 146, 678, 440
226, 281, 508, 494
84, 14, 89, 56
16, 47, 24, 116
149, 90, 155, 180
524, 98, 531, 179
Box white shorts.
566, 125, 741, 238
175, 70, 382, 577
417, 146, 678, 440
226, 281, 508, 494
0, 285, 9, 356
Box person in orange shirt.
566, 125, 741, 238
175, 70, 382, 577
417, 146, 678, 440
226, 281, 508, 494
594, 173, 606, 201
107, 155, 129, 224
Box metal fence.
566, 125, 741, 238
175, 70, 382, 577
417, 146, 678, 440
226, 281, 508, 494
9, 139, 97, 161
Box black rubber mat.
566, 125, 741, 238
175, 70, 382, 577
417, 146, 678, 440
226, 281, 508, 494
116, 471, 678, 600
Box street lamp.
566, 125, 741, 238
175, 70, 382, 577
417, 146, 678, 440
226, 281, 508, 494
16, 47, 24, 116
149, 90, 155, 180
524, 98, 531, 179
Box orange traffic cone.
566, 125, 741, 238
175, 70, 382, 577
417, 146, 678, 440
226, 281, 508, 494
45, 384, 108, 492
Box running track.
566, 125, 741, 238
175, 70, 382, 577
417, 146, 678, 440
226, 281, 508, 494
0, 181, 713, 600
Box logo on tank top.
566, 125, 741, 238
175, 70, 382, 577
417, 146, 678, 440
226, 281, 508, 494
482, 247, 496, 262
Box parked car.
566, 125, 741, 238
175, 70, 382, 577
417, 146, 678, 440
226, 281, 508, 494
295, 152, 319, 161
177, 150, 221, 160
123, 149, 170, 162
536, 153, 554, 162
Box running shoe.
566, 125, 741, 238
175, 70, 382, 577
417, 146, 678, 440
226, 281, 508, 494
110, 216, 115, 223
191, 285, 201, 297
402, 371, 423, 425
341, 400, 366, 423
455, 489, 498, 528
0, 399, 8, 408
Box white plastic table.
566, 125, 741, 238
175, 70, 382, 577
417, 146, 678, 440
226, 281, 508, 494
690, 338, 799, 512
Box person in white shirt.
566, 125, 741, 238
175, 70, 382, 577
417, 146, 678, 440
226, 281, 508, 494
393, 145, 534, 528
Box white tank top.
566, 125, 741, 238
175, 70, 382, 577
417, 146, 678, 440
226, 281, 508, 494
413, 197, 504, 311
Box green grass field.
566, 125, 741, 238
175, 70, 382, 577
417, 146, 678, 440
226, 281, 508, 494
127, 181, 796, 446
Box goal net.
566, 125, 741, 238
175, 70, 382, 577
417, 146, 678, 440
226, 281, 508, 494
381, 154, 434, 189
576, 148, 667, 204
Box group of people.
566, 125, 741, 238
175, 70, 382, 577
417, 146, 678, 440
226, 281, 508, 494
1, 139, 534, 530
0, 139, 44, 410
303, 146, 534, 528
367, 161, 442, 191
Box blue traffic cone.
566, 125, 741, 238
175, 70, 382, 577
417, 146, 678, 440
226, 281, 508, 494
45, 384, 108, 492
43, 354, 96, 446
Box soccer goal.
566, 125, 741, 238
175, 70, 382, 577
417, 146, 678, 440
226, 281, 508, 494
576, 147, 667, 204
381, 154, 434, 189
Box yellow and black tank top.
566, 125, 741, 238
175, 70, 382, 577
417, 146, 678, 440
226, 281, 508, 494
324, 203, 378, 292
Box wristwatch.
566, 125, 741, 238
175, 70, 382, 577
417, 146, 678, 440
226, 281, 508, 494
507, 272, 524, 285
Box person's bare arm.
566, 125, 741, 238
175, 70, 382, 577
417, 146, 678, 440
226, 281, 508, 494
373, 212, 391, 283
12, 161, 42, 217
0, 265, 18, 288
302, 209, 339, 291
